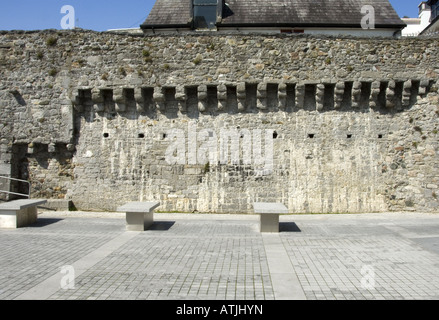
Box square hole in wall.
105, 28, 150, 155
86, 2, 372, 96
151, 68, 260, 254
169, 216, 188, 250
308, 134, 315, 139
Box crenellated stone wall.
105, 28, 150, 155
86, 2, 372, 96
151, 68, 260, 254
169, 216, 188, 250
0, 30, 438, 212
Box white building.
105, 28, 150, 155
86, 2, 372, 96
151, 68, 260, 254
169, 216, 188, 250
402, 2, 431, 37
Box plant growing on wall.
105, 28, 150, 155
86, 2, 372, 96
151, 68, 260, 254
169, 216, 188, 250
46, 37, 58, 47
48, 68, 58, 77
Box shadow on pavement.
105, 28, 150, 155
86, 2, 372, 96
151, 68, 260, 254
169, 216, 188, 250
29, 218, 64, 228
148, 221, 175, 231
280, 222, 301, 232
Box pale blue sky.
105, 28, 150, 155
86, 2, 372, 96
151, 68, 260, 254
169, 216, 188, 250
0, 0, 420, 31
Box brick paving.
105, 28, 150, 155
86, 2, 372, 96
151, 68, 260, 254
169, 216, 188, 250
1, 211, 439, 300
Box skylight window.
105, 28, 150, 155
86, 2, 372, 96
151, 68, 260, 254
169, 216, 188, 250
193, 0, 218, 29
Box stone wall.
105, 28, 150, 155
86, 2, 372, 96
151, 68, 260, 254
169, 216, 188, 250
0, 30, 438, 213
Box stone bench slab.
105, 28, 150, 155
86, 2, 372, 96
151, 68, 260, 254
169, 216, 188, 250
117, 201, 160, 231
0, 199, 47, 229
253, 202, 289, 214
0, 199, 47, 211
253, 202, 288, 233
117, 201, 160, 213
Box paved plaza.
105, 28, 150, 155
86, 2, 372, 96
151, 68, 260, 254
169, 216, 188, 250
1, 210, 439, 300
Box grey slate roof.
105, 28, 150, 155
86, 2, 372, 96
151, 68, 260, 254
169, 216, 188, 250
142, 0, 192, 27
141, 0, 405, 29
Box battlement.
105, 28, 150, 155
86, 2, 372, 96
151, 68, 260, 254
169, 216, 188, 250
70, 79, 435, 115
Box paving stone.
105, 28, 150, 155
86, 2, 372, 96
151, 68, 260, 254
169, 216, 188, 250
1, 211, 439, 300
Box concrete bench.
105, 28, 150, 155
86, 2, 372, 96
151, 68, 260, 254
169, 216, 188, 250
0, 199, 47, 229
117, 201, 160, 231
253, 202, 288, 233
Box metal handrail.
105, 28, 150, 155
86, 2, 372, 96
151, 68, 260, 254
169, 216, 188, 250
0, 176, 31, 199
